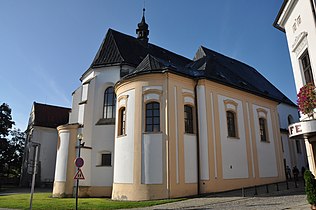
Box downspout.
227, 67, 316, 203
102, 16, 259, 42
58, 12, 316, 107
166, 73, 170, 199
310, 0, 316, 28
194, 79, 201, 195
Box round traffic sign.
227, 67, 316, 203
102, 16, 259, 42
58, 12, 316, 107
75, 157, 84, 168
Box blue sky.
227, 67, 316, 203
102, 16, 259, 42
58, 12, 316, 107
0, 0, 295, 130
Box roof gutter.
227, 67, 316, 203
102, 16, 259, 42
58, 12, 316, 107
310, 0, 316, 28
273, 0, 289, 32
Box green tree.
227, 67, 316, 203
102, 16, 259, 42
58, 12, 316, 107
0, 103, 15, 137
0, 103, 15, 177
0, 103, 25, 179
7, 129, 25, 177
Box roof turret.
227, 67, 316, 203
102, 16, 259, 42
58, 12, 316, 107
136, 8, 149, 43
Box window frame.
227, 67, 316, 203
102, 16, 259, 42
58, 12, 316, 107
97, 151, 112, 167
184, 105, 194, 134
224, 99, 239, 139
103, 86, 116, 119
145, 101, 160, 133
259, 117, 269, 142
118, 107, 126, 136
226, 110, 237, 138
300, 50, 314, 85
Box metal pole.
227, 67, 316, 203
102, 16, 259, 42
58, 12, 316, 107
75, 138, 81, 210
29, 145, 39, 210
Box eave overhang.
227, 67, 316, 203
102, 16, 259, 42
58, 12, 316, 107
273, 0, 298, 32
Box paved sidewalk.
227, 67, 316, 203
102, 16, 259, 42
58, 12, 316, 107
135, 180, 310, 210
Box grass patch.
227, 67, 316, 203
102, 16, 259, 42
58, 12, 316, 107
0, 193, 184, 209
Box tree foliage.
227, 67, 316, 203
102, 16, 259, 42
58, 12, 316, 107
0, 103, 14, 137
0, 103, 25, 179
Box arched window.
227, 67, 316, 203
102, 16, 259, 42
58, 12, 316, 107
145, 102, 160, 132
118, 107, 126, 136
226, 111, 237, 137
288, 115, 294, 125
259, 117, 268, 142
103, 87, 116, 119
184, 105, 194, 134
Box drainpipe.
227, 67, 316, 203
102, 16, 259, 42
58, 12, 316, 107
166, 73, 170, 199
194, 79, 201, 195
310, 0, 316, 28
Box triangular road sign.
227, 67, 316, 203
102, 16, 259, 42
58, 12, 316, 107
74, 168, 85, 180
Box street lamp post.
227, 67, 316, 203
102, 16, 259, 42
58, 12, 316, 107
75, 133, 84, 210
29, 143, 39, 210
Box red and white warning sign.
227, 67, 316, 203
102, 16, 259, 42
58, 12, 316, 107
74, 168, 85, 180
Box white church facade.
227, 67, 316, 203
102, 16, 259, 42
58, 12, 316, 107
52, 12, 300, 200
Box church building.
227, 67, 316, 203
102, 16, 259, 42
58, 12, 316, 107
53, 11, 294, 200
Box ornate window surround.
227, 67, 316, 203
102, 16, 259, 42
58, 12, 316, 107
224, 99, 239, 139
257, 108, 270, 143
143, 87, 162, 133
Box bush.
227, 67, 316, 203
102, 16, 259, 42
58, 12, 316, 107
304, 170, 316, 205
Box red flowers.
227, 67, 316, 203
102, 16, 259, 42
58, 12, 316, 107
297, 83, 316, 116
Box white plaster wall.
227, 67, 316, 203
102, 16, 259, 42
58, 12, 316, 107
218, 95, 248, 179
281, 133, 292, 167
283, 0, 316, 92
30, 127, 58, 182
252, 105, 278, 177
91, 125, 115, 186
89, 67, 121, 186
141, 133, 163, 184
69, 86, 81, 124
80, 66, 122, 186
54, 131, 70, 182
197, 85, 209, 180
113, 89, 135, 183
184, 135, 197, 183
277, 103, 299, 129
277, 103, 308, 170
79, 78, 96, 186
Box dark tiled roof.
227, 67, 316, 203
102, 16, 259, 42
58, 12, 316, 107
32, 102, 70, 128
190, 46, 295, 105
91, 28, 295, 106
90, 29, 192, 68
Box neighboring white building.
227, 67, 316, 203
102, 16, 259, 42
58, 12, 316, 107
51, 12, 301, 200
20, 102, 70, 187
277, 103, 307, 173
274, 0, 316, 176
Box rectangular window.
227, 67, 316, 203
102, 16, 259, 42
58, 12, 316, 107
101, 153, 111, 166
227, 111, 237, 137
118, 107, 126, 136
81, 84, 89, 102
184, 105, 194, 134
145, 102, 160, 132
259, 118, 268, 142
300, 50, 314, 85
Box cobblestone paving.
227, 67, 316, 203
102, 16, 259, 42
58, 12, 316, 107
137, 180, 309, 210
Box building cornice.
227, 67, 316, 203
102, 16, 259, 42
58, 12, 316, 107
274, 0, 298, 32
